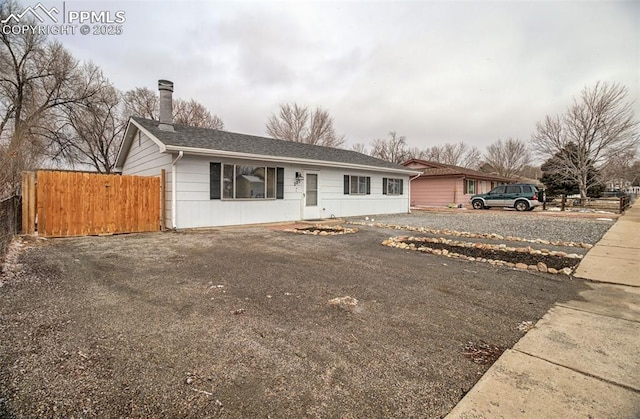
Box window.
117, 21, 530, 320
306, 173, 318, 206
210, 163, 221, 199
343, 175, 371, 195
489, 185, 506, 195
505, 185, 520, 194
211, 163, 284, 200
276, 168, 284, 199
464, 179, 476, 195
383, 178, 403, 195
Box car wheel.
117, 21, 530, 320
472, 200, 484, 210
515, 200, 529, 212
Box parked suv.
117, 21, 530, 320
470, 183, 542, 211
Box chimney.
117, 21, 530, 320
158, 79, 174, 131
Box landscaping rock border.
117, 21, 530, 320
284, 225, 358, 236
382, 236, 577, 275
349, 221, 593, 249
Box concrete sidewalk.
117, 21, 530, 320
447, 200, 640, 419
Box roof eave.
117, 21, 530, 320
418, 172, 512, 182
115, 118, 168, 170
162, 145, 420, 175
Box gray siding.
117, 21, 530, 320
173, 155, 410, 228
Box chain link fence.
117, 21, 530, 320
1, 196, 22, 264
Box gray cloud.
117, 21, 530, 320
58, 0, 639, 152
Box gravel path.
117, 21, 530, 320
0, 228, 588, 418
350, 210, 615, 245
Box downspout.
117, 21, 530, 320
408, 173, 422, 213
171, 151, 184, 229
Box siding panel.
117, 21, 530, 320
410, 177, 463, 207
121, 131, 173, 227
172, 155, 410, 228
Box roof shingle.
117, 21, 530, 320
403, 158, 513, 182
132, 117, 412, 172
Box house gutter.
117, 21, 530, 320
162, 145, 419, 176
171, 150, 184, 229
407, 173, 422, 213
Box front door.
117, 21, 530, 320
302, 172, 321, 220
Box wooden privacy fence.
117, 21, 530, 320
23, 171, 161, 238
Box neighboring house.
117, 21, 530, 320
115, 80, 418, 229
402, 159, 513, 207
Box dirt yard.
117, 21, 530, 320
0, 224, 589, 418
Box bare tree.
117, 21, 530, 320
423, 142, 482, 168
599, 149, 637, 189
483, 138, 532, 178
123, 87, 224, 129
631, 160, 640, 186
44, 65, 125, 173
351, 142, 368, 154
1, 1, 103, 193
173, 99, 224, 129
122, 87, 158, 120
531, 82, 640, 199
518, 164, 543, 180
369, 131, 409, 164
405, 147, 428, 160
266, 102, 345, 147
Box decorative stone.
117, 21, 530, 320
548, 268, 558, 274
536, 262, 548, 273
515, 263, 528, 270
561, 267, 573, 275
347, 221, 592, 249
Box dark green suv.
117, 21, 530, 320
470, 183, 542, 211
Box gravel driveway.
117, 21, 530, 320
0, 211, 606, 418
362, 209, 615, 244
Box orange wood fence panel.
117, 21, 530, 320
21, 172, 36, 235
36, 171, 160, 238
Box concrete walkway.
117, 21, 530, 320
447, 200, 640, 419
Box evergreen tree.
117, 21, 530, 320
540, 143, 603, 198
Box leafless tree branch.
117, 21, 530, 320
531, 82, 639, 199
266, 102, 345, 148
122, 87, 224, 129
369, 131, 409, 164
483, 138, 532, 178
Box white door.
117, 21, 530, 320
302, 172, 321, 220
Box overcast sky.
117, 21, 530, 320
56, 0, 639, 153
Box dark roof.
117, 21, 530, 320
131, 117, 412, 172
402, 158, 513, 182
